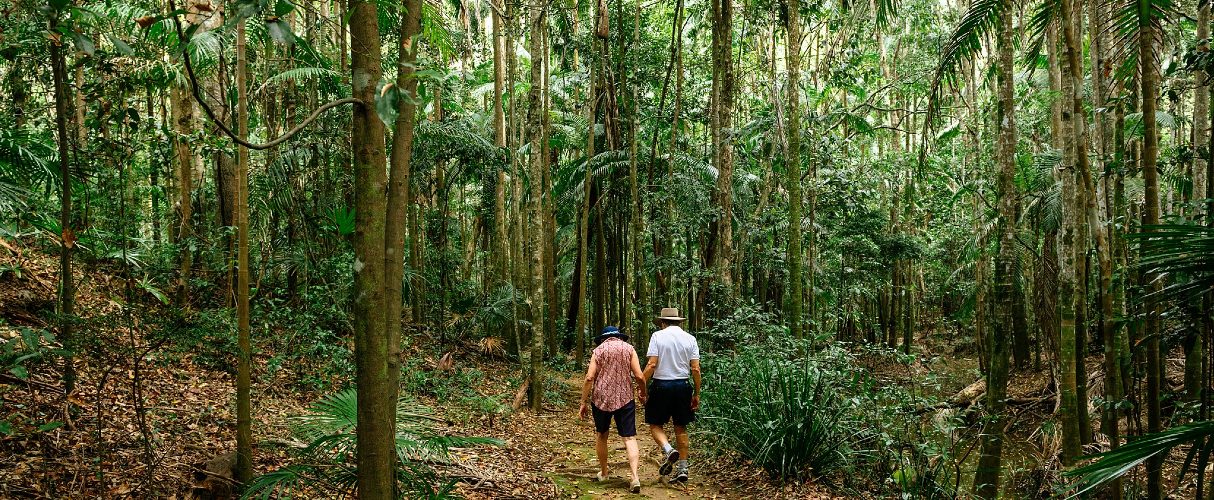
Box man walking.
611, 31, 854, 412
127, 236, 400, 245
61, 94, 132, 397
579, 326, 647, 493
642, 307, 701, 483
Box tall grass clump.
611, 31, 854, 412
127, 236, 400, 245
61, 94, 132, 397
699, 339, 877, 480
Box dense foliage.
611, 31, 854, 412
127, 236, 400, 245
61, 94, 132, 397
1, 0, 1213, 496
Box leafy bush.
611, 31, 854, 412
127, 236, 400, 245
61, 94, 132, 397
245, 388, 501, 499
1, 327, 56, 380
699, 340, 877, 480
697, 301, 785, 351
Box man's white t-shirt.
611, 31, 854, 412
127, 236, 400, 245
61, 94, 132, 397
646, 325, 700, 380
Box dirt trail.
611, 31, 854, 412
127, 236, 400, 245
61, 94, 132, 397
536, 374, 743, 499
453, 371, 752, 499
541, 409, 733, 499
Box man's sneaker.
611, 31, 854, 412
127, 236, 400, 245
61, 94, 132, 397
594, 471, 608, 482
658, 449, 680, 476
630, 479, 642, 493
672, 461, 689, 483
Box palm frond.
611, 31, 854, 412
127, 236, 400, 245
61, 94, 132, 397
926, 0, 1004, 125
256, 66, 345, 95
1129, 224, 1214, 303
1064, 420, 1214, 498
1022, 0, 1060, 67
249, 388, 501, 499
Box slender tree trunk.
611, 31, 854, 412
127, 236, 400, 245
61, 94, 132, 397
629, 0, 647, 345
708, 0, 735, 311
786, 0, 803, 340
527, 0, 547, 411
492, 0, 510, 289
233, 19, 253, 485
1185, 4, 1210, 403
50, 10, 77, 395
574, 42, 596, 364
349, 0, 394, 494
1057, 2, 1084, 463
385, 0, 422, 447
542, 25, 559, 359
171, 85, 196, 309
973, 7, 1017, 495
1139, 0, 1163, 494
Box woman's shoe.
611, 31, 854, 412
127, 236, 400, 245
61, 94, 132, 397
630, 479, 642, 493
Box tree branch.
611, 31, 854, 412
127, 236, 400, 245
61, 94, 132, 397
167, 0, 360, 151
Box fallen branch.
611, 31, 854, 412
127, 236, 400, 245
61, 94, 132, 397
0, 372, 63, 393
511, 380, 529, 411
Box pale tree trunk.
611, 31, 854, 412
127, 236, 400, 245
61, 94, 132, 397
527, 0, 547, 411
542, 25, 559, 359
1055, 2, 1086, 464
385, 0, 422, 445
972, 9, 1016, 495
1082, 0, 1123, 494
171, 85, 196, 309
1063, 0, 1094, 447
628, 0, 647, 343
574, 37, 595, 365
349, 0, 394, 494
50, 9, 77, 394
785, 0, 803, 340
233, 19, 253, 485
1184, 4, 1210, 403
492, 0, 510, 288
708, 0, 735, 308
1139, 1, 1164, 496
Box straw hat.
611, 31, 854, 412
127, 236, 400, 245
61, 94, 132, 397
655, 307, 686, 322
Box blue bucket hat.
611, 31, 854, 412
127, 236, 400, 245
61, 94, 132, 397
595, 325, 629, 344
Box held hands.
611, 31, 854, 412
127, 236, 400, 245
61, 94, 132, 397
691, 394, 700, 411
579, 402, 589, 420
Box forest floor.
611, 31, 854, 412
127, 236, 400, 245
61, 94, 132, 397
0, 245, 840, 499
450, 372, 843, 499
2, 243, 1203, 499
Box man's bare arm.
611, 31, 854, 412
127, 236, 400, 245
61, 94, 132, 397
630, 350, 648, 401
642, 355, 659, 382
690, 359, 702, 410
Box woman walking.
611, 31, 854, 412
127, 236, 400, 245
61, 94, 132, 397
578, 326, 648, 493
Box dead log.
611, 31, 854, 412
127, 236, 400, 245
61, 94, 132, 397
185, 451, 237, 500
511, 380, 529, 410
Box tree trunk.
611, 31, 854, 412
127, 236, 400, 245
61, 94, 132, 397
232, 19, 254, 485
1139, 0, 1164, 494
385, 0, 422, 458
972, 5, 1017, 497
574, 41, 596, 364
1185, 4, 1210, 403
628, 0, 647, 346
542, 25, 559, 359
49, 9, 77, 395
527, 1, 547, 411
786, 0, 803, 340
708, 0, 735, 312
349, 0, 395, 494
171, 85, 196, 309
492, 0, 510, 289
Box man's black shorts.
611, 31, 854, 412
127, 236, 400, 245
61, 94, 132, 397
644, 379, 696, 426
592, 401, 637, 437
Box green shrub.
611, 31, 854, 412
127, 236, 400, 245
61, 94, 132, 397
699, 340, 876, 480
